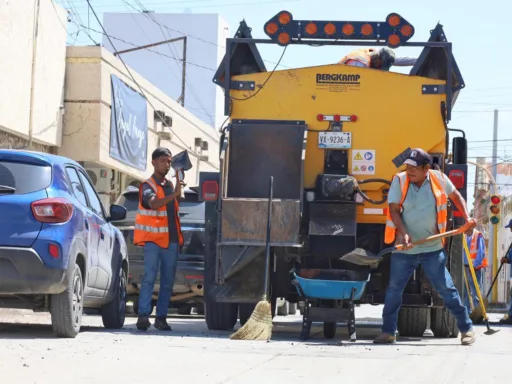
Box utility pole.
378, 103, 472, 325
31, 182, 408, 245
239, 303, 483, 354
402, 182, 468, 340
490, 109, 499, 302
114, 36, 187, 107
27, 0, 41, 150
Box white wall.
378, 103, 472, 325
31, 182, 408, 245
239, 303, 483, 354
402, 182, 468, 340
101, 12, 228, 132
60, 46, 219, 186
0, 0, 67, 146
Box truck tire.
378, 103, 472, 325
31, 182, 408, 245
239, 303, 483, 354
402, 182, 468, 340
397, 307, 428, 337
50, 264, 83, 338
430, 307, 459, 338
239, 303, 256, 326
101, 264, 127, 329
205, 298, 238, 330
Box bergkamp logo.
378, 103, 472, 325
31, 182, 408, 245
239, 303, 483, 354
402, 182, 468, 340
316, 73, 361, 84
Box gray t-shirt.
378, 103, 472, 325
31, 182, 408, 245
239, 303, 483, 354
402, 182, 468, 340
387, 170, 456, 255
140, 176, 178, 247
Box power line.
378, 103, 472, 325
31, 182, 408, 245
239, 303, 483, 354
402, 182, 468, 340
129, 0, 215, 127
76, 23, 216, 71
84, 0, 219, 168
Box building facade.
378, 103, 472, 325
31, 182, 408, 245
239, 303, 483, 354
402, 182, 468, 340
60, 46, 219, 207
101, 12, 229, 132
0, 0, 67, 152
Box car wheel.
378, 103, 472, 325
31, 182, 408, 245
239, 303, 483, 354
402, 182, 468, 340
101, 263, 127, 329
50, 264, 83, 338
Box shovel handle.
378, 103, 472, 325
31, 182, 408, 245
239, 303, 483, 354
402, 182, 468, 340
395, 225, 469, 251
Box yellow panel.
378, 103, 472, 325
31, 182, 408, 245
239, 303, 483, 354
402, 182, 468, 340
229, 64, 447, 224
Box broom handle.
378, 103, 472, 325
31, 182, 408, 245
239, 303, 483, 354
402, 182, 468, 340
484, 241, 510, 299
262, 176, 274, 302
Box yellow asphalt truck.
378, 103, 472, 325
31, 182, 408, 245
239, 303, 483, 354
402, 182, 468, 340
198, 11, 469, 340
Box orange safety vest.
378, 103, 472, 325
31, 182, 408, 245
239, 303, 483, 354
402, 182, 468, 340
467, 229, 488, 270
338, 48, 376, 67
133, 177, 184, 248
384, 170, 448, 245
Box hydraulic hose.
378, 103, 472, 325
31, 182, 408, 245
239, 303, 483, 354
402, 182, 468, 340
351, 178, 391, 205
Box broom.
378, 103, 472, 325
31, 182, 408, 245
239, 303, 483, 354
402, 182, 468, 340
230, 176, 274, 341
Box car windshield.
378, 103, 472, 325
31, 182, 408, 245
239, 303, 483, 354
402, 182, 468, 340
0, 161, 52, 195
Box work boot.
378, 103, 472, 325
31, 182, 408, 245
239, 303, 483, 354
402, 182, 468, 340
136, 315, 151, 331
461, 330, 475, 345
498, 317, 512, 325
373, 333, 396, 344
153, 316, 172, 331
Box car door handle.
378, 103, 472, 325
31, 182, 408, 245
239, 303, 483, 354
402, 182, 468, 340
100, 229, 104, 240
84, 220, 89, 231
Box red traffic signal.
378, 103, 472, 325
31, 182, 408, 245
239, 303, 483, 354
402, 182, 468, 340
491, 195, 501, 205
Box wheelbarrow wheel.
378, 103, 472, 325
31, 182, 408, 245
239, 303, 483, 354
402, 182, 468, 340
323, 322, 336, 339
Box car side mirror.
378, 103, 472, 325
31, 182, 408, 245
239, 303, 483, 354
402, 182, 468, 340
108, 204, 127, 222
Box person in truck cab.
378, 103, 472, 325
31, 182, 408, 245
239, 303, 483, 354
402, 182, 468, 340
339, 47, 416, 70
133, 147, 184, 331
375, 148, 476, 345
499, 219, 512, 325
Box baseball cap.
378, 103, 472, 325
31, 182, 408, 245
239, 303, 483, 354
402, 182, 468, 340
505, 219, 512, 229
403, 148, 431, 167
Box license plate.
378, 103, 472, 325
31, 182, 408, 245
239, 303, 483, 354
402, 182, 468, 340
318, 132, 352, 149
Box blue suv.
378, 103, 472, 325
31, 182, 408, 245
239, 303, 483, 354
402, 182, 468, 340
0, 149, 128, 338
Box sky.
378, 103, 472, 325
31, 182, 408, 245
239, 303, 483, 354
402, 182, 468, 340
56, 0, 512, 210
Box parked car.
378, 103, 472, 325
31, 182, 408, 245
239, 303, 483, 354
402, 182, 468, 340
0, 150, 128, 338
113, 185, 205, 315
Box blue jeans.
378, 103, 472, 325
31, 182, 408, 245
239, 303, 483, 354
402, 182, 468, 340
463, 267, 483, 309
382, 249, 473, 334
138, 242, 179, 318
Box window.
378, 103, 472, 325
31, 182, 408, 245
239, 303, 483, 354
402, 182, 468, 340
65, 167, 88, 207
0, 161, 51, 195
78, 171, 105, 218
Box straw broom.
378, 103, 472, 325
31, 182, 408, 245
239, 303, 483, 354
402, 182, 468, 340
230, 176, 274, 341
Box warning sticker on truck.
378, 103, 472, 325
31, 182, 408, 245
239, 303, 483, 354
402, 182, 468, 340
351, 150, 375, 175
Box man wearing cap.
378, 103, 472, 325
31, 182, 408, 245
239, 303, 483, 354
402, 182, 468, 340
375, 148, 476, 345
499, 219, 512, 325
133, 147, 184, 331
339, 47, 417, 71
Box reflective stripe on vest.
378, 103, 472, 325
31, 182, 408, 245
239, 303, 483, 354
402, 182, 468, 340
133, 177, 184, 248
338, 48, 376, 67
468, 229, 488, 270
384, 170, 448, 245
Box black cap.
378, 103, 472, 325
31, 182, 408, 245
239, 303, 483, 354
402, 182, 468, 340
403, 148, 431, 167
152, 147, 172, 160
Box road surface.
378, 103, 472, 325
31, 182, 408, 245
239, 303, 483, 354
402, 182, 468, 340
0, 305, 510, 384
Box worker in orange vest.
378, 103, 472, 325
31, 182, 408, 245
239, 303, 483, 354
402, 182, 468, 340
339, 47, 417, 70
133, 147, 184, 331
339, 47, 396, 70
374, 148, 476, 346
463, 227, 487, 311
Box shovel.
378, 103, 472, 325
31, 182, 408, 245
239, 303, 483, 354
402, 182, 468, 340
340, 226, 470, 266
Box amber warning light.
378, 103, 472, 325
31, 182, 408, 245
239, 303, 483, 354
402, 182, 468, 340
263, 11, 415, 48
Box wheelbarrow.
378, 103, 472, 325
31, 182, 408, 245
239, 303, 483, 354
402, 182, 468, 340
292, 267, 371, 343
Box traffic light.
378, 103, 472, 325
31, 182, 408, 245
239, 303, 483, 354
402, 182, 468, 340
489, 194, 501, 225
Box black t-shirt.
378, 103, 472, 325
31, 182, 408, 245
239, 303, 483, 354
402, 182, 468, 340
140, 175, 179, 247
